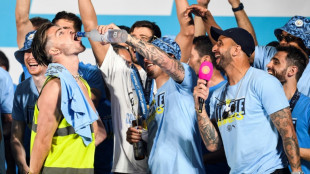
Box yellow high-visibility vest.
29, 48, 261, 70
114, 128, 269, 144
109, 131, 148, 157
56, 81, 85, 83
30, 76, 95, 174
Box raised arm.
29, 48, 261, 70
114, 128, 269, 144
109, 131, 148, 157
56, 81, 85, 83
126, 35, 185, 83
270, 107, 302, 172
15, 0, 33, 48
193, 79, 221, 151
186, 4, 221, 45
228, 0, 257, 46
29, 79, 62, 174
227, 0, 257, 63
78, 0, 110, 67
174, 0, 195, 63
194, 0, 210, 36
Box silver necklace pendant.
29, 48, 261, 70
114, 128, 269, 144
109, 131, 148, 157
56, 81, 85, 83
73, 74, 80, 81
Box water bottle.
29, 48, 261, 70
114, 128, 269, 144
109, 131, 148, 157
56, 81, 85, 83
76, 29, 128, 43
131, 119, 146, 160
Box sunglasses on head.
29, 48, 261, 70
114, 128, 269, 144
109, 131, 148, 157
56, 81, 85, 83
276, 34, 299, 43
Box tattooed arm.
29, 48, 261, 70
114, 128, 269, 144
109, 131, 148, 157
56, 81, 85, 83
126, 35, 185, 83
193, 79, 222, 151
270, 107, 302, 172
197, 111, 222, 151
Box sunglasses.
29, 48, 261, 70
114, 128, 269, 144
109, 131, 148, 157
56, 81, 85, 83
276, 34, 299, 43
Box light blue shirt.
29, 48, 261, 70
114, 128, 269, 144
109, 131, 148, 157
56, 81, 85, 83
146, 63, 205, 174
203, 79, 230, 174
12, 77, 39, 159
254, 45, 310, 97
0, 67, 14, 174
210, 67, 289, 174
291, 93, 310, 173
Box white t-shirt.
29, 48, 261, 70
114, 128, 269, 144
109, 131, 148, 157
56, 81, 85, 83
100, 45, 148, 173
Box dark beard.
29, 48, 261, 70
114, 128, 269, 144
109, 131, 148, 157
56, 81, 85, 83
275, 68, 287, 84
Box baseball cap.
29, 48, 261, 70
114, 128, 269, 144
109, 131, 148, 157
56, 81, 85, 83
210, 26, 255, 57
274, 16, 310, 49
14, 30, 37, 64
152, 36, 181, 60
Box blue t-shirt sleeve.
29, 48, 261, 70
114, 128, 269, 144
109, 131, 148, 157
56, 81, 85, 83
0, 69, 14, 114
176, 63, 197, 91
299, 106, 310, 148
255, 74, 289, 115
294, 95, 310, 149
12, 88, 24, 121
253, 46, 277, 71
79, 62, 106, 98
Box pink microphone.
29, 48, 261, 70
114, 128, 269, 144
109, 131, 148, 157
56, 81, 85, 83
198, 61, 213, 113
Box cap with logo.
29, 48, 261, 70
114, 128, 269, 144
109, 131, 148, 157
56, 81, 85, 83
210, 27, 255, 57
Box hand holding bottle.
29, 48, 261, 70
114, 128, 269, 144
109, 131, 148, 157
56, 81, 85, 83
126, 126, 143, 144
126, 119, 146, 160
76, 23, 128, 43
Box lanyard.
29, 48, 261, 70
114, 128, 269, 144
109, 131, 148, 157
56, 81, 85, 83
144, 77, 154, 105
130, 64, 148, 120
289, 89, 300, 112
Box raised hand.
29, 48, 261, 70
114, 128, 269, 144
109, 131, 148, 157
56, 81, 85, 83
193, 78, 209, 111
96, 23, 120, 35
96, 23, 121, 44
197, 0, 211, 8
126, 126, 142, 144
185, 4, 209, 20
228, 0, 241, 8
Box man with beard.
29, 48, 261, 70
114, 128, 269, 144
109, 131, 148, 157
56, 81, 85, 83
193, 26, 302, 173
126, 36, 204, 173
188, 35, 230, 173
187, 1, 310, 98
28, 23, 106, 174
267, 46, 310, 173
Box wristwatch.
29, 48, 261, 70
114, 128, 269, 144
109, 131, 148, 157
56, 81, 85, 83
232, 3, 244, 12
291, 171, 304, 174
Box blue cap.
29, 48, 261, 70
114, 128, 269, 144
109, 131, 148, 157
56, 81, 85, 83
274, 16, 310, 49
14, 30, 37, 64
152, 37, 181, 60
211, 27, 255, 57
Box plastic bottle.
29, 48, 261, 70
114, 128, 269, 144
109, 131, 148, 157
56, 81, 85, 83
76, 29, 128, 43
